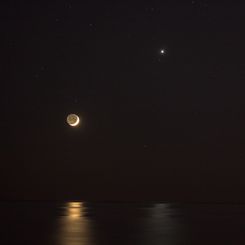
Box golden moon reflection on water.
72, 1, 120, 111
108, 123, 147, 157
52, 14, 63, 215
67, 114, 80, 127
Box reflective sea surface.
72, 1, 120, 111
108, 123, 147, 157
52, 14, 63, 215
1, 202, 245, 244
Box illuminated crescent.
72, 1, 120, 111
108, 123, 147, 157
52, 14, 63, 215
67, 114, 80, 127
69, 116, 79, 126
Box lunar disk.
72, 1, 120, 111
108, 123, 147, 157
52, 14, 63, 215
67, 114, 80, 127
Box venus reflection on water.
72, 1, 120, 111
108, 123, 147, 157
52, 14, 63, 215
144, 203, 184, 245
56, 202, 95, 245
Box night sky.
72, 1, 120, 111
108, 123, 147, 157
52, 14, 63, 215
2, 1, 245, 201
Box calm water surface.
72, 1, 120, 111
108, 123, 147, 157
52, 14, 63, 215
1, 202, 245, 244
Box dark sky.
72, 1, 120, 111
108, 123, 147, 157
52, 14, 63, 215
2, 1, 245, 201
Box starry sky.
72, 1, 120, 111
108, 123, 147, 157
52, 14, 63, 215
2, 1, 245, 201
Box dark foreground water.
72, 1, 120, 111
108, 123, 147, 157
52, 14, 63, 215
1, 202, 245, 245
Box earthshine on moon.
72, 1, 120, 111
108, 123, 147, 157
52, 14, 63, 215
67, 114, 80, 127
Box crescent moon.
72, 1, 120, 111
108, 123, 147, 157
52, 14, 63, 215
69, 116, 80, 127
67, 114, 80, 127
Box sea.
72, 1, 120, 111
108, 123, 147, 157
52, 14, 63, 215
0, 202, 245, 244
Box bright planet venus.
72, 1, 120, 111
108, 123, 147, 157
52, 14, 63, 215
67, 114, 80, 127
